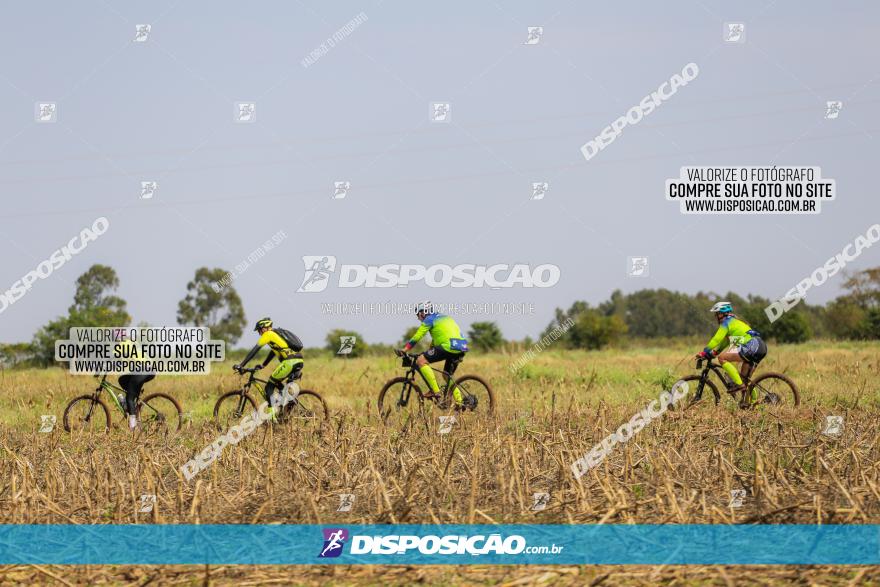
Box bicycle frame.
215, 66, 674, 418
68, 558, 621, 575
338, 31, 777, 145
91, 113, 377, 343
398, 354, 460, 405
92, 374, 165, 418
694, 357, 752, 401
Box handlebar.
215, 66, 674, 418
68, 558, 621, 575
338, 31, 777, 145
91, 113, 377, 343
234, 366, 261, 374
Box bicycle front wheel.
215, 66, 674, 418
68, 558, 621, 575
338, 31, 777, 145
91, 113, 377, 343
139, 392, 183, 433
63, 395, 111, 432
677, 375, 721, 410
377, 376, 426, 426
749, 372, 800, 407
454, 374, 495, 414
213, 390, 258, 431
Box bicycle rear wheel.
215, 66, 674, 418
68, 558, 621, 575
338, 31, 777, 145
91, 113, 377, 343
213, 390, 258, 431
139, 392, 183, 434
377, 376, 426, 426
454, 374, 495, 414
281, 389, 328, 426
748, 372, 800, 407
63, 395, 111, 432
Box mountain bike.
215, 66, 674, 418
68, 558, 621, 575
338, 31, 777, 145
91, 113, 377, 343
678, 357, 799, 410
62, 374, 183, 433
377, 351, 495, 425
213, 366, 328, 431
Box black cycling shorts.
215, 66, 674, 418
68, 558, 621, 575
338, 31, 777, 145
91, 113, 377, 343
738, 337, 767, 365
422, 346, 465, 376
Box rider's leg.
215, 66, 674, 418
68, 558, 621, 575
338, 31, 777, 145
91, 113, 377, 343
120, 373, 155, 428
266, 359, 300, 416
415, 354, 441, 395
444, 356, 465, 406
717, 351, 744, 388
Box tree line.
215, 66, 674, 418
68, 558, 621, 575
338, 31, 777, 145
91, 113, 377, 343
1, 264, 878, 367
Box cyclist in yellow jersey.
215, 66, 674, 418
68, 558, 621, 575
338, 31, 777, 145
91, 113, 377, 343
696, 302, 768, 406
234, 317, 304, 420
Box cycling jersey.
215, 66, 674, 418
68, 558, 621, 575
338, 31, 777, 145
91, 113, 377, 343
704, 315, 758, 355
257, 330, 296, 360
408, 313, 467, 354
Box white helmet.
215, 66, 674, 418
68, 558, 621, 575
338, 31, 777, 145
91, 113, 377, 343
709, 301, 733, 314
415, 301, 433, 315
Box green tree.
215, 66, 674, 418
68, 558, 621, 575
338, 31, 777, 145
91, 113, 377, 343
176, 267, 246, 344
568, 310, 627, 350
325, 328, 365, 358
467, 321, 504, 352
31, 264, 131, 365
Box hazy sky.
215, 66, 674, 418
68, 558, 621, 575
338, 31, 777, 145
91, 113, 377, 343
1, 1, 878, 346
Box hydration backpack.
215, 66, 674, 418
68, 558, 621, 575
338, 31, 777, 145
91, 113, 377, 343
274, 327, 303, 352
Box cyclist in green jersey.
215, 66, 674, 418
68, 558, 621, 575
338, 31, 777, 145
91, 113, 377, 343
397, 301, 469, 408
234, 317, 304, 420
696, 302, 768, 406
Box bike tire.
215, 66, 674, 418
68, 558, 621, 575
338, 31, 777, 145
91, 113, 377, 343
748, 372, 800, 407
377, 376, 425, 425
677, 375, 721, 410
454, 374, 495, 414
281, 389, 329, 424
213, 390, 258, 431
63, 395, 111, 432
139, 392, 183, 433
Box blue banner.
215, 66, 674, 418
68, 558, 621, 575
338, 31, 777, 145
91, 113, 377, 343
0, 524, 878, 565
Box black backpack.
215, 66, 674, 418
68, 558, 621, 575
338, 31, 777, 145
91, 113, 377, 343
274, 327, 303, 352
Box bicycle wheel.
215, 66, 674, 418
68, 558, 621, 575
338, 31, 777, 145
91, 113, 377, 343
454, 374, 495, 414
213, 390, 258, 431
281, 389, 329, 425
63, 395, 111, 432
677, 375, 721, 410
377, 376, 426, 426
138, 392, 183, 433
748, 372, 800, 407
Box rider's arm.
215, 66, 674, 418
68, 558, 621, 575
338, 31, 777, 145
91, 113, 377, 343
239, 343, 263, 367
403, 322, 430, 351
260, 351, 274, 368
703, 318, 731, 355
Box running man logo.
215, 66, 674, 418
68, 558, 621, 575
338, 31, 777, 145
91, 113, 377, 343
319, 528, 349, 558
524, 26, 543, 45
337, 336, 356, 355
298, 256, 338, 292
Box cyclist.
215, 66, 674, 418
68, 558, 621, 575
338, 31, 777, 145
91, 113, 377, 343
234, 317, 304, 421
696, 302, 767, 407
116, 331, 155, 431
397, 301, 469, 408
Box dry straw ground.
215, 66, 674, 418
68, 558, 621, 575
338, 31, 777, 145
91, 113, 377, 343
1, 340, 879, 585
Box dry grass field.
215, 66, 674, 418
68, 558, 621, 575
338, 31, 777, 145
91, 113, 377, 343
2, 340, 879, 585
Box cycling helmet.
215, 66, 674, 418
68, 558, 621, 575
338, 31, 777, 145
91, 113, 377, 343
709, 302, 733, 314
415, 301, 433, 316
254, 317, 273, 331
